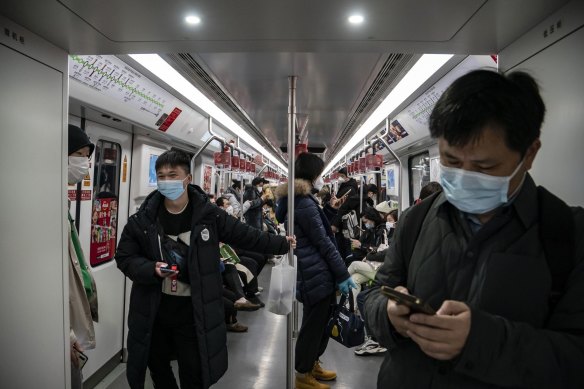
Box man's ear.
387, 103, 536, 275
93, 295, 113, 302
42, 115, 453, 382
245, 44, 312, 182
523, 138, 542, 171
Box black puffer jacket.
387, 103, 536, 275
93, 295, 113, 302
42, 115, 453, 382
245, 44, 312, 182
116, 185, 289, 389
364, 175, 584, 388
243, 184, 265, 230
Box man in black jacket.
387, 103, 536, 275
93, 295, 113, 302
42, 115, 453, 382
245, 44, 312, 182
365, 70, 584, 388
116, 150, 294, 389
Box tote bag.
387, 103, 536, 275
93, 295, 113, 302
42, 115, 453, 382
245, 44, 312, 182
267, 258, 296, 315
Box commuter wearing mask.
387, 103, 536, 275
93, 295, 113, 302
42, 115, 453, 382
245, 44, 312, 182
365, 70, 584, 388
115, 149, 295, 389
67, 124, 99, 389
275, 153, 356, 389
244, 177, 269, 230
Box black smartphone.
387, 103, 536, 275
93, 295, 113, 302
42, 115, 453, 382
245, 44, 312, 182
77, 351, 88, 370
380, 286, 436, 315
160, 267, 178, 274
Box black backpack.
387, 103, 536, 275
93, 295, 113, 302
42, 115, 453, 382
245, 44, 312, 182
401, 187, 575, 309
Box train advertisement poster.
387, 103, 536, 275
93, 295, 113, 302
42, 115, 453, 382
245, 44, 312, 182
203, 164, 213, 193
90, 197, 118, 266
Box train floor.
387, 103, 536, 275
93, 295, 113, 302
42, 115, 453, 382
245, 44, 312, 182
94, 261, 383, 389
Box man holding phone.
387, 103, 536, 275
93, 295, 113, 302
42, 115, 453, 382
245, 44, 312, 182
364, 70, 584, 388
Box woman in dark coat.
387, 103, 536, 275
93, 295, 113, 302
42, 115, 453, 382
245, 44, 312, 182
275, 153, 355, 389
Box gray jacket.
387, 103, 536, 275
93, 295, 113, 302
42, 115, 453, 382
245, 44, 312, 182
365, 175, 584, 388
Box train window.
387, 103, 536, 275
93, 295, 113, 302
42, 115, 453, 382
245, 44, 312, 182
409, 151, 430, 205
90, 140, 121, 267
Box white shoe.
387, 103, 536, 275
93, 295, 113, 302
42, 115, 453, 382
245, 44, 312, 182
354, 339, 386, 355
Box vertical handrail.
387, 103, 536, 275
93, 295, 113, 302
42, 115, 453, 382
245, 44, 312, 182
286, 75, 297, 389
380, 118, 402, 210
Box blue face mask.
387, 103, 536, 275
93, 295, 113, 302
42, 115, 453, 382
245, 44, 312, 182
439, 161, 524, 214
365, 222, 374, 230
157, 177, 188, 201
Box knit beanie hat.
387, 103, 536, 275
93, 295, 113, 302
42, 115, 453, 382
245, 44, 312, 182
68, 124, 95, 156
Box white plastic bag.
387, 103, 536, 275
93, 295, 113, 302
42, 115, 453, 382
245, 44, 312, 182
267, 258, 296, 315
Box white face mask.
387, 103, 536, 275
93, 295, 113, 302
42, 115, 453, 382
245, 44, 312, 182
225, 205, 234, 216
68, 156, 89, 184
313, 177, 324, 191
386, 222, 395, 230
338, 177, 346, 183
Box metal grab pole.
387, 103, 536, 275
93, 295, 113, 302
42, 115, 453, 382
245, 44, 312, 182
380, 118, 403, 209
190, 117, 226, 184
286, 75, 297, 389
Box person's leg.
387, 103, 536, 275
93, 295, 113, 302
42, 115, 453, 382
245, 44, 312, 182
148, 297, 179, 389
222, 264, 246, 299
295, 292, 336, 374
236, 249, 267, 276
173, 300, 203, 389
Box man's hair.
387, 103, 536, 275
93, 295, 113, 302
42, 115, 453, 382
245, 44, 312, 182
388, 209, 399, 223
338, 167, 348, 176
362, 207, 383, 225
216, 196, 227, 207
429, 70, 545, 156
231, 179, 242, 189
155, 149, 191, 174
295, 153, 324, 182
419, 181, 443, 200
367, 184, 378, 194
252, 177, 264, 186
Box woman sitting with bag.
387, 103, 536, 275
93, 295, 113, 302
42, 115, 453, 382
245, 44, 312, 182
275, 152, 355, 389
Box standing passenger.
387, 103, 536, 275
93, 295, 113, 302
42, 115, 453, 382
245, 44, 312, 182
244, 177, 269, 230
67, 124, 99, 389
115, 149, 295, 389
365, 70, 584, 388
275, 153, 356, 389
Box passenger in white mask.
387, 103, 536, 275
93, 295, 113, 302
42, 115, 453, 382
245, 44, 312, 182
216, 196, 234, 216
365, 70, 584, 388
67, 124, 99, 389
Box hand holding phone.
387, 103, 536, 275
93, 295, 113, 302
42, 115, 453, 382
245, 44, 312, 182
160, 267, 178, 274
381, 286, 436, 315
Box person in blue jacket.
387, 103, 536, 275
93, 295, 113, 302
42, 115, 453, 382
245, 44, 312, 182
275, 152, 356, 389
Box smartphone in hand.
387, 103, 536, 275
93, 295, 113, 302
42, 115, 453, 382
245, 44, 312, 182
160, 267, 178, 274
380, 286, 436, 315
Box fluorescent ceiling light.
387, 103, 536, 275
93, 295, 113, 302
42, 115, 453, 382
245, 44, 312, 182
185, 15, 201, 25
129, 54, 287, 172
323, 54, 453, 175
348, 15, 364, 24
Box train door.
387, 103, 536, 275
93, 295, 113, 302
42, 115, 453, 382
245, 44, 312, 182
69, 117, 132, 381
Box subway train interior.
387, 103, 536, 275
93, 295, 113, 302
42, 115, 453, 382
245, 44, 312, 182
1, 1, 583, 388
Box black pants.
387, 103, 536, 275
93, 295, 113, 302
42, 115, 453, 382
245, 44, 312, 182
236, 248, 267, 276
295, 292, 336, 373
335, 233, 352, 261
148, 294, 202, 389
222, 264, 246, 299
223, 288, 237, 324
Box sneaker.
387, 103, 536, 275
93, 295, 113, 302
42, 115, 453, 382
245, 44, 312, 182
312, 361, 336, 381
295, 373, 330, 389
354, 337, 373, 353
226, 322, 248, 332
234, 300, 261, 311
354, 340, 387, 356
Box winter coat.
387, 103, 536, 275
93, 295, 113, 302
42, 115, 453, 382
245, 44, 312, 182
223, 187, 242, 217
351, 223, 387, 261
364, 175, 584, 388
275, 180, 351, 306
243, 184, 265, 230
68, 213, 98, 350
336, 177, 359, 198
332, 192, 374, 229
116, 185, 289, 389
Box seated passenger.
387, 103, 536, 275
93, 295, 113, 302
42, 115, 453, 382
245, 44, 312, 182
364, 70, 584, 388
347, 207, 386, 265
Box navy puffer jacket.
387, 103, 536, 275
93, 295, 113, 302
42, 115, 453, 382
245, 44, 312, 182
276, 180, 351, 306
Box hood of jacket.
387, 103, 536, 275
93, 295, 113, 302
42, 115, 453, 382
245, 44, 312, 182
275, 179, 312, 199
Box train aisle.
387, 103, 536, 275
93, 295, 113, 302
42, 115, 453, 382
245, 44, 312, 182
96, 261, 383, 389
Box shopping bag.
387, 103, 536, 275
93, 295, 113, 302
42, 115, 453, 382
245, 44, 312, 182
267, 258, 296, 315
326, 290, 365, 347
